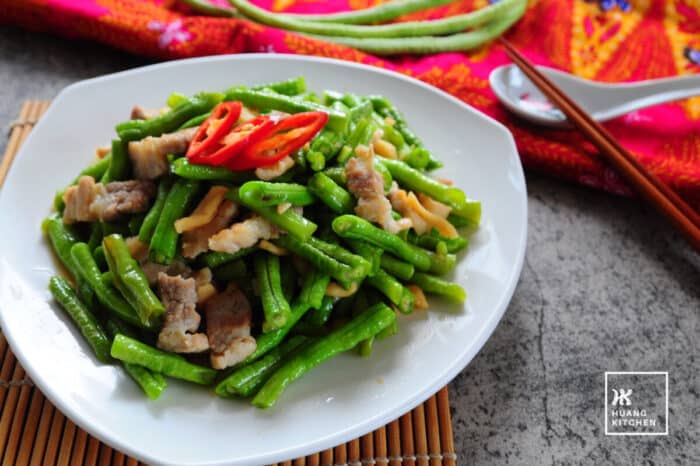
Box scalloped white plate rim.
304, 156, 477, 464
0, 54, 527, 466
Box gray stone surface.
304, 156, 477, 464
1, 26, 698, 466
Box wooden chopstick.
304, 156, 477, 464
499, 38, 700, 252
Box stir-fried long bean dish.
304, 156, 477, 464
43, 77, 480, 407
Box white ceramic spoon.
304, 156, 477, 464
489, 64, 700, 127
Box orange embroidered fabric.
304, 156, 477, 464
3, 0, 700, 204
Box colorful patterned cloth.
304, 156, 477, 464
4, 0, 700, 204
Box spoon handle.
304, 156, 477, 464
594, 74, 700, 120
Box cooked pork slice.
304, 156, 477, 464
345, 141, 411, 234
130, 105, 164, 120
204, 284, 256, 369
182, 200, 238, 259
255, 156, 295, 181
62, 176, 99, 224
141, 260, 191, 286
89, 180, 156, 222
63, 177, 155, 224
128, 127, 197, 180
388, 184, 458, 238
156, 273, 208, 353
208, 215, 280, 254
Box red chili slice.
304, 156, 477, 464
195, 116, 274, 167
226, 111, 329, 171
186, 101, 242, 161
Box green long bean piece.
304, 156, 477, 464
308, 236, 371, 280
212, 259, 248, 283
111, 334, 217, 385
170, 158, 253, 183
199, 247, 256, 269
70, 243, 150, 329
297, 269, 331, 311
102, 139, 130, 183
253, 77, 307, 96
345, 238, 382, 277
149, 179, 200, 264
239, 181, 316, 207
230, 0, 516, 39
411, 272, 466, 302
138, 178, 172, 244
376, 158, 467, 209
116, 93, 222, 142
305, 295, 336, 328
408, 230, 469, 254
178, 111, 211, 130
49, 276, 111, 363
103, 234, 165, 327
215, 335, 308, 398
332, 215, 431, 271
252, 303, 396, 408
224, 87, 348, 132
105, 319, 167, 400
255, 254, 292, 332
242, 271, 330, 364
43, 217, 94, 305
308, 172, 354, 214
230, 189, 317, 241
380, 255, 415, 281
366, 269, 415, 314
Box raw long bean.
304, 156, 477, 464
229, 0, 517, 38
302, 1, 527, 55
283, 0, 454, 24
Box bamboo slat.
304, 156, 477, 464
0, 101, 458, 466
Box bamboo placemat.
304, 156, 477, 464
0, 101, 457, 466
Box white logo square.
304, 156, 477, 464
604, 372, 668, 436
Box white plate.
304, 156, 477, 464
0, 55, 526, 466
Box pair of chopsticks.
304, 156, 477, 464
500, 38, 700, 253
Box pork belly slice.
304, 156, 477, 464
208, 215, 281, 255
156, 273, 208, 353
128, 127, 197, 180
345, 137, 411, 234
205, 284, 256, 369
182, 200, 238, 259
62, 176, 155, 224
